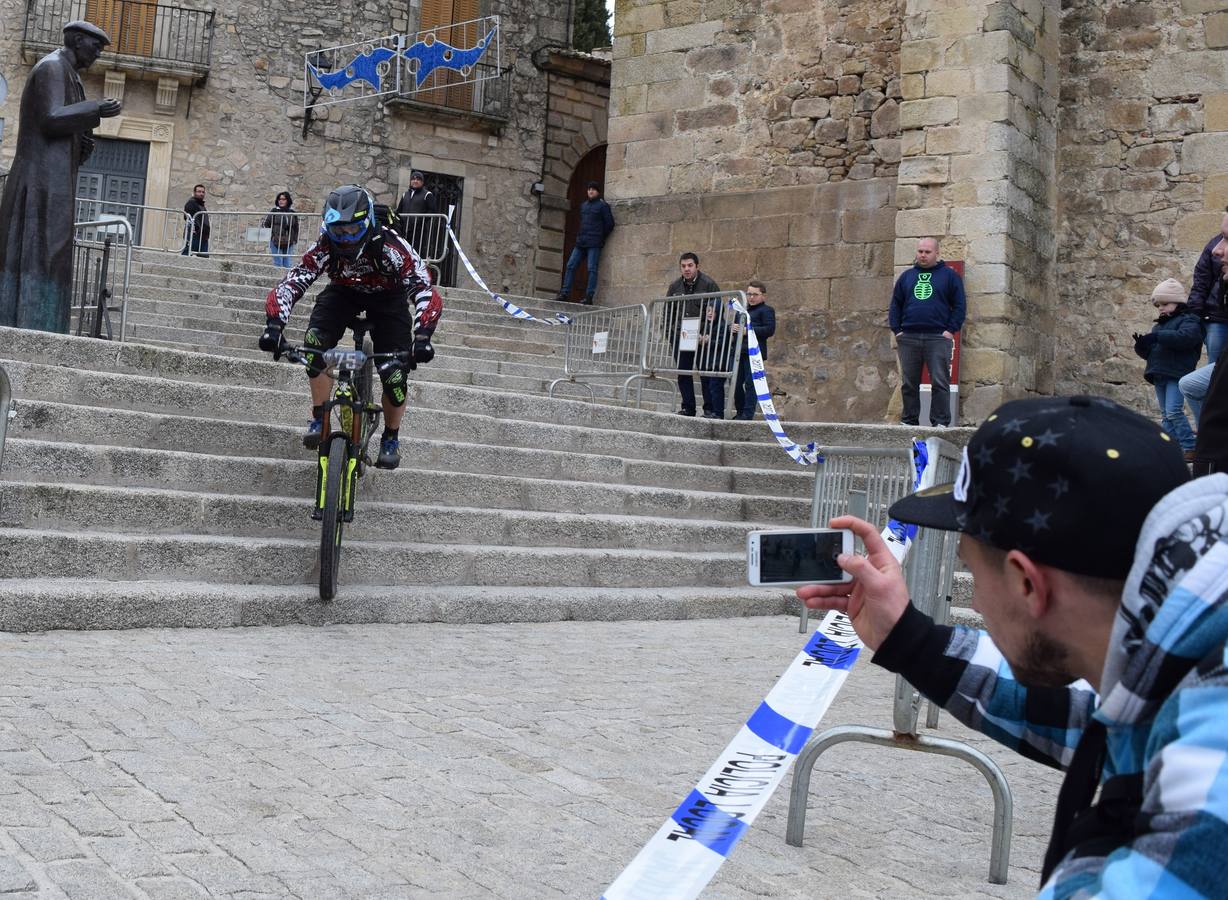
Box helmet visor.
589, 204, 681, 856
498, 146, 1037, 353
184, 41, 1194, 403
327, 219, 368, 244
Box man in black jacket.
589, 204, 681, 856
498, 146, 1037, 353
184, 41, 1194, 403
554, 181, 615, 305
731, 280, 776, 420
1192, 348, 1228, 475
395, 171, 439, 261
182, 183, 209, 257
665, 252, 720, 416
1186, 207, 1228, 365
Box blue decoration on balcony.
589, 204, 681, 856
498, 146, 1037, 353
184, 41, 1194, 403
308, 46, 398, 92
401, 26, 497, 89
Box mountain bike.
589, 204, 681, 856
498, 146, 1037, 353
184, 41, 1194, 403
281, 317, 409, 601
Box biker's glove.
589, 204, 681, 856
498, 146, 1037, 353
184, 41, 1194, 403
412, 336, 435, 366
259, 319, 286, 360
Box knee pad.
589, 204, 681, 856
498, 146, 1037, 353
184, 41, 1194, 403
379, 362, 409, 407
304, 328, 329, 378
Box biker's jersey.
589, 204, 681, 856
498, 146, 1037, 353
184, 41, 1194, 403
265, 226, 434, 328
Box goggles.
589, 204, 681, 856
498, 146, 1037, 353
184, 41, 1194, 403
327, 219, 368, 244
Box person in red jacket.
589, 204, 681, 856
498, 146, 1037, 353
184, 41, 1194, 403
259, 184, 441, 470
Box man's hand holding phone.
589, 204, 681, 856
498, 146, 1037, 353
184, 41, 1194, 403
795, 515, 912, 652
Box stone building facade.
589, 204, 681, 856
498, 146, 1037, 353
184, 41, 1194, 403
0, 0, 608, 297
604, 0, 1228, 424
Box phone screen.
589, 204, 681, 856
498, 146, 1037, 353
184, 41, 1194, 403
757, 531, 845, 583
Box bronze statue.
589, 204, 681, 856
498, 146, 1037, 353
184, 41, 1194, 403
0, 21, 122, 333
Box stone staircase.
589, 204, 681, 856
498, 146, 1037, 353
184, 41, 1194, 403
0, 250, 972, 631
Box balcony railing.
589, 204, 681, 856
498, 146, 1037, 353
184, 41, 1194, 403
24, 0, 214, 81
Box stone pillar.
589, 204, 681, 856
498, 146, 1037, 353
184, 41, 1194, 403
895, 0, 1060, 421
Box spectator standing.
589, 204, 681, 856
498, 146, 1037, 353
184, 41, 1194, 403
731, 280, 776, 420
797, 396, 1228, 896
554, 181, 615, 305
888, 237, 965, 427
395, 170, 439, 260
262, 191, 299, 269
1180, 358, 1217, 427
182, 183, 209, 257
1132, 278, 1203, 460
665, 252, 720, 417
1192, 348, 1228, 475
698, 301, 735, 418
1186, 206, 1228, 363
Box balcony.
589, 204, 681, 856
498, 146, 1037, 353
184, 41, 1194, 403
380, 16, 510, 131
23, 0, 214, 86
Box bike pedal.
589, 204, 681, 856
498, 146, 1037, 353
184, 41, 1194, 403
343, 511, 355, 524
310, 508, 323, 522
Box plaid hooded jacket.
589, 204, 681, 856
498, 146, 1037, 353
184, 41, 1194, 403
874, 474, 1228, 898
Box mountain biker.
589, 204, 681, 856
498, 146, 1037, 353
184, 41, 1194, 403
258, 184, 442, 470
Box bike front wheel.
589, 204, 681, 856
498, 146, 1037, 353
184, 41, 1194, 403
319, 433, 348, 601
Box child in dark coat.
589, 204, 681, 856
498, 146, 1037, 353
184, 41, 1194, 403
1133, 277, 1204, 456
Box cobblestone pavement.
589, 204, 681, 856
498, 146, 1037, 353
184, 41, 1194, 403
0, 617, 1063, 899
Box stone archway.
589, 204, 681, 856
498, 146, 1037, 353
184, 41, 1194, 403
532, 105, 609, 298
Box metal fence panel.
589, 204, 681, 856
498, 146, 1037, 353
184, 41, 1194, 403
547, 303, 648, 404
71, 218, 133, 342
645, 291, 746, 418
73, 198, 183, 252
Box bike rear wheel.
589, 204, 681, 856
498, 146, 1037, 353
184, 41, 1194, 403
319, 434, 348, 601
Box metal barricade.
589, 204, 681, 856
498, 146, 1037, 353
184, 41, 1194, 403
74, 198, 184, 252
186, 210, 452, 266
393, 213, 451, 266
785, 439, 1014, 885
640, 291, 746, 419
71, 218, 134, 342
547, 303, 650, 405
186, 209, 315, 263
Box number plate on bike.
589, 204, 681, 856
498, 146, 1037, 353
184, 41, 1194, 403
323, 349, 367, 372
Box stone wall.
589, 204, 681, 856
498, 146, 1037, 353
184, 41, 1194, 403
0, 0, 570, 295
604, 0, 903, 421
896, 0, 1060, 421
1055, 0, 1228, 409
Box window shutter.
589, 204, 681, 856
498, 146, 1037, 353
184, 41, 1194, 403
415, 0, 480, 112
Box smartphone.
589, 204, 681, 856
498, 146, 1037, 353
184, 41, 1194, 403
746, 528, 854, 587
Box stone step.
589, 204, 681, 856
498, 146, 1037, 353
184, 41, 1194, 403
1, 426, 813, 501
0, 439, 811, 518
0, 527, 748, 588
1, 328, 952, 453
120, 293, 579, 345
0, 579, 795, 631
0, 481, 772, 553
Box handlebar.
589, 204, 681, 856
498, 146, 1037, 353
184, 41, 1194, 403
277, 341, 412, 377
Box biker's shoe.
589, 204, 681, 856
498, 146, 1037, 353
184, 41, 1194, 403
302, 418, 323, 450
376, 437, 401, 470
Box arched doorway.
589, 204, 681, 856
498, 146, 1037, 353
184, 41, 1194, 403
559, 144, 607, 302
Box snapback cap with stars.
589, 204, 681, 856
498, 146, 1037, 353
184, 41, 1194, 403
887, 396, 1190, 579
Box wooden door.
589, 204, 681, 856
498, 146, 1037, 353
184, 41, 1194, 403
560, 145, 608, 301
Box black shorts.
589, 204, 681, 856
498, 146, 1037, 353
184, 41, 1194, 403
304, 284, 413, 353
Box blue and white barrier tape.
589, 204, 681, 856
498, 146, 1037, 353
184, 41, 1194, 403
447, 225, 572, 326
602, 437, 939, 898
729, 298, 821, 466
602, 609, 861, 900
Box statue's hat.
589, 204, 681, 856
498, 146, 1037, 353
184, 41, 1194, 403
63, 20, 111, 46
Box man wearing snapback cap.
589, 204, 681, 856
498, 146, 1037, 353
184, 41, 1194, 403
798, 395, 1228, 896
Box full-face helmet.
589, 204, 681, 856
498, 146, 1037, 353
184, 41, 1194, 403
322, 184, 375, 259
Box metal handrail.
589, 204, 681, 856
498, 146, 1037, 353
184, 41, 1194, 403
23, 0, 215, 70
73, 217, 134, 341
